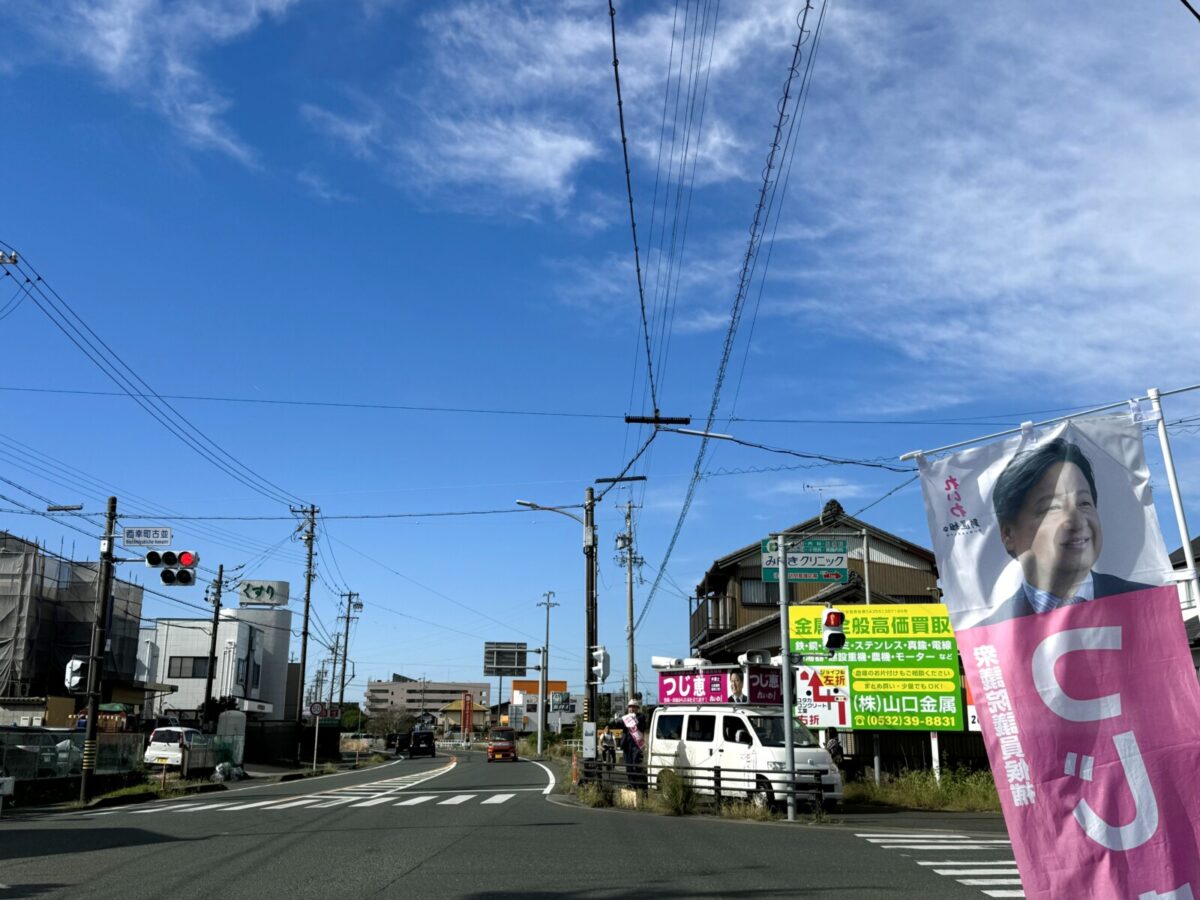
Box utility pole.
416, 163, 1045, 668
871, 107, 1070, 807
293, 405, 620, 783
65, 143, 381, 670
80, 496, 117, 804
327, 638, 338, 706
291, 505, 318, 722
536, 591, 558, 757
202, 564, 224, 729
583, 487, 597, 725
615, 501, 643, 703
338, 591, 361, 706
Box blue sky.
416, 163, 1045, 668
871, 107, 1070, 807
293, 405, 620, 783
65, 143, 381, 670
3, 0, 1200, 708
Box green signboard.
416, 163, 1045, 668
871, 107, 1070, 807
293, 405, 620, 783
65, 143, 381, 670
761, 537, 849, 583
788, 604, 963, 732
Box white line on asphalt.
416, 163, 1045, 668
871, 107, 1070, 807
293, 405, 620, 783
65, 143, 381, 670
876, 845, 1003, 851
175, 803, 236, 813
528, 758, 557, 795
981, 891, 1025, 898
307, 798, 356, 808
264, 798, 324, 809
224, 799, 294, 811
129, 803, 202, 814
439, 795, 475, 805
351, 796, 400, 807
935, 869, 1020, 876
917, 861, 1017, 866
960, 879, 1024, 886
868, 838, 1011, 844
854, 835, 974, 844
395, 796, 435, 806
481, 794, 515, 804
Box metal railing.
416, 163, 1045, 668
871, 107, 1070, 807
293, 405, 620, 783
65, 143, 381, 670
584, 758, 824, 810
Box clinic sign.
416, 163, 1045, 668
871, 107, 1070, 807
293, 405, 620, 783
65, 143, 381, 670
788, 603, 963, 731
762, 538, 848, 583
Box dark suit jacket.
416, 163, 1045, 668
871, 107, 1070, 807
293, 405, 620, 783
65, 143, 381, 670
976, 572, 1156, 627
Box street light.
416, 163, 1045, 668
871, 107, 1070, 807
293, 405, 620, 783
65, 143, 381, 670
517, 493, 598, 726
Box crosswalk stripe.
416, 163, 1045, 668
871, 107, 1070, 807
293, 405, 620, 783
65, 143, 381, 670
176, 803, 235, 813
225, 799, 292, 811
865, 837, 1010, 845
859, 835, 969, 844
481, 794, 514, 805
439, 795, 475, 805
308, 798, 356, 808
351, 796, 401, 807
960, 880, 1023, 886
918, 861, 1016, 866
878, 845, 1005, 851
395, 796, 435, 806
935, 869, 1020, 876
130, 803, 201, 814
981, 891, 1025, 898
265, 798, 324, 809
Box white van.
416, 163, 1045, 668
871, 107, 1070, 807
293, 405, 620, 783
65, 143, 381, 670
647, 704, 842, 810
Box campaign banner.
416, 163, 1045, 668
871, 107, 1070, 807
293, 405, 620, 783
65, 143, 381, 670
657, 665, 784, 705
917, 413, 1200, 899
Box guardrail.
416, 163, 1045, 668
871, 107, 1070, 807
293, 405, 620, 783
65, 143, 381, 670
582, 759, 824, 811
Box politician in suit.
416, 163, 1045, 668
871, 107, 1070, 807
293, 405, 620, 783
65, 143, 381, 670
977, 437, 1154, 626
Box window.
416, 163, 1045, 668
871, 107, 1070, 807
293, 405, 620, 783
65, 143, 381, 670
686, 714, 715, 742
655, 714, 683, 741
167, 657, 209, 679
723, 715, 748, 743
740, 579, 780, 607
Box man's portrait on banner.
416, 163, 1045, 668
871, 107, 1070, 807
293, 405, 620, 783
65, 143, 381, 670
978, 437, 1160, 625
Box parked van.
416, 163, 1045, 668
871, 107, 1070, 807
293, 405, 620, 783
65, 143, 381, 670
143, 727, 203, 767
647, 704, 842, 810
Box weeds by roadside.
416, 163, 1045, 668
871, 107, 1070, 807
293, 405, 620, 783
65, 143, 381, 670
843, 767, 999, 812
575, 782, 613, 808
718, 799, 777, 822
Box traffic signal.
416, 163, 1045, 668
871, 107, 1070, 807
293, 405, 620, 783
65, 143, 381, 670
591, 646, 610, 683
65, 656, 88, 693
146, 549, 200, 585
822, 606, 846, 652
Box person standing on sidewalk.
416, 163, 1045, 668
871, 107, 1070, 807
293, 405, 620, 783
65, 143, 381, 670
620, 698, 647, 789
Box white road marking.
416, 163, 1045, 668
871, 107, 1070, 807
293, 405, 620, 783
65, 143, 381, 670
917, 861, 1016, 866
981, 892, 1025, 898
264, 798, 324, 809
439, 795, 475, 805
395, 796, 434, 806
934, 869, 1021, 876
960, 880, 1024, 886
481, 794, 515, 805
224, 799, 293, 811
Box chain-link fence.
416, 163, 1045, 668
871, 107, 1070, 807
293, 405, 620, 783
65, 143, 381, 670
0, 728, 144, 779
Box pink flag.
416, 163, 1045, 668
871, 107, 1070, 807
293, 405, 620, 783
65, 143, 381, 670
918, 413, 1200, 899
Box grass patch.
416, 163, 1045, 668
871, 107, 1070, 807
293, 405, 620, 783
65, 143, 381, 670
718, 799, 777, 822
575, 782, 613, 808
843, 767, 1000, 812
651, 768, 696, 816
369, 753, 388, 763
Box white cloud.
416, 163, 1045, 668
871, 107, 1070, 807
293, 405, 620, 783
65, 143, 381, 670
18, 0, 297, 163
297, 170, 353, 203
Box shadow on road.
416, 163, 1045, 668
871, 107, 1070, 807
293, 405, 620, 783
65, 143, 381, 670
0, 827, 194, 861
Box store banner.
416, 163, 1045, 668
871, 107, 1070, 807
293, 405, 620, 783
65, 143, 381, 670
917, 413, 1200, 899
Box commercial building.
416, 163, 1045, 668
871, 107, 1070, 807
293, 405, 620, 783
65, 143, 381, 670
138, 605, 293, 723
365, 674, 490, 722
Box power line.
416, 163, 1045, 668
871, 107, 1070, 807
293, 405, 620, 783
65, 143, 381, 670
0, 243, 306, 507
639, 5, 825, 633
607, 0, 660, 417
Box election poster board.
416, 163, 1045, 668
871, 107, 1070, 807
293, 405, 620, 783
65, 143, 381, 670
917, 413, 1200, 899
788, 604, 963, 731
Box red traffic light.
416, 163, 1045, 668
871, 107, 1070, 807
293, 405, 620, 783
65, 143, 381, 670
177, 550, 198, 567
823, 610, 845, 627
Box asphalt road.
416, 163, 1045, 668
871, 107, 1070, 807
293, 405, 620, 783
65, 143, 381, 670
0, 753, 1021, 899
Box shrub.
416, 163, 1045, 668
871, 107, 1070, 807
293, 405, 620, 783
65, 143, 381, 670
575, 782, 612, 808
653, 768, 696, 816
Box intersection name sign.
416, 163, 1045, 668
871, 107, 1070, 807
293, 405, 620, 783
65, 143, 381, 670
761, 538, 848, 583
121, 526, 173, 547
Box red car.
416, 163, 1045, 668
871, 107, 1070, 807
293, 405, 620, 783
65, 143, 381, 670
486, 727, 518, 762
